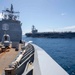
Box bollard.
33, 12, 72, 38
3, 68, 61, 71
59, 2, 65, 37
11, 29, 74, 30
5, 67, 16, 75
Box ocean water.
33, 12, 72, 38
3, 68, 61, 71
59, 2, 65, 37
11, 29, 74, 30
22, 36, 75, 75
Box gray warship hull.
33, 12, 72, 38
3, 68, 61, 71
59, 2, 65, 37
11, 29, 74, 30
10, 43, 69, 75
25, 32, 75, 38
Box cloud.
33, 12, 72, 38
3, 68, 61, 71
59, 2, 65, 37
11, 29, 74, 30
57, 25, 75, 32
52, 25, 75, 32
63, 25, 75, 30
22, 31, 25, 35
61, 13, 66, 16
0, 13, 4, 19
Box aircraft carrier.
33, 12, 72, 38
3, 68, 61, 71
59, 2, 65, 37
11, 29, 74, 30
25, 25, 75, 38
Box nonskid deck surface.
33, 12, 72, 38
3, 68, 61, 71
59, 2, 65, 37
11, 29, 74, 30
0, 44, 21, 75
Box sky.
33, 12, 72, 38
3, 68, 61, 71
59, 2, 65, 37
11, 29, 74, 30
0, 0, 75, 34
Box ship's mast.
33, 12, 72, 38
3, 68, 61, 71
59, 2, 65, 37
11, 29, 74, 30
2, 4, 19, 20
32, 25, 38, 33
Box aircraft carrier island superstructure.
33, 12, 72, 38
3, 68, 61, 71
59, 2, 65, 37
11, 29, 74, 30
0, 5, 69, 75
